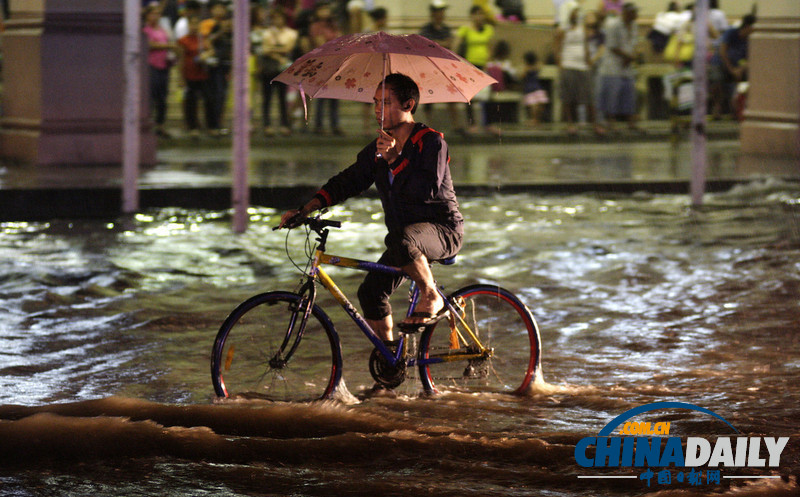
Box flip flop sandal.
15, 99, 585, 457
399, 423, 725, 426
398, 309, 450, 334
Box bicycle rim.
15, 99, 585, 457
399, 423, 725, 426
211, 292, 342, 402
418, 284, 540, 395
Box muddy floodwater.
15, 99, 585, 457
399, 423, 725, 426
0, 181, 799, 496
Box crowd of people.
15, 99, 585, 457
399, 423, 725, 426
140, 0, 754, 140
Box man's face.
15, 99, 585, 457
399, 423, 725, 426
373, 83, 409, 129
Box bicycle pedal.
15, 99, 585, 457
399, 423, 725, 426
381, 338, 402, 352
398, 322, 428, 334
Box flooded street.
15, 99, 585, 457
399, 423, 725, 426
1, 181, 799, 496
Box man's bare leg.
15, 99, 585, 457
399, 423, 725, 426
367, 316, 394, 342
401, 255, 444, 324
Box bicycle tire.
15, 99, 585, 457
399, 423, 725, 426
418, 284, 541, 395
211, 291, 343, 402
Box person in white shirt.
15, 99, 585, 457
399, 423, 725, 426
174, 0, 201, 41
555, 5, 605, 135
708, 0, 729, 34
648, 1, 687, 54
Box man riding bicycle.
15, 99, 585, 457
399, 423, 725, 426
280, 73, 463, 345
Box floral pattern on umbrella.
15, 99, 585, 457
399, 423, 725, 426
273, 31, 496, 105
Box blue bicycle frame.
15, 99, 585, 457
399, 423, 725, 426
311, 250, 452, 369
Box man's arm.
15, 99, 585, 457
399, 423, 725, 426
606, 21, 634, 66
719, 35, 744, 80
418, 132, 449, 198
279, 148, 377, 227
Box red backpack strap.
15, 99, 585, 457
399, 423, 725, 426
409, 126, 443, 152
391, 127, 444, 175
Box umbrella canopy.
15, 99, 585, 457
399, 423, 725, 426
272, 31, 496, 105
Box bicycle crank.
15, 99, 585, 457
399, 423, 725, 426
369, 347, 406, 389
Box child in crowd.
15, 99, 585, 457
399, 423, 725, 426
486, 40, 517, 92
521, 51, 548, 126
484, 40, 517, 135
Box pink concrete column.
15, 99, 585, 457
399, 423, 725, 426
0, 0, 156, 166
739, 1, 800, 159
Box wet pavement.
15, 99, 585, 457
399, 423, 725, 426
0, 116, 797, 220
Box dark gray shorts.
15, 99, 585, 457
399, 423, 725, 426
357, 222, 463, 320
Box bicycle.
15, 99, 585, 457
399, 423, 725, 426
211, 215, 542, 402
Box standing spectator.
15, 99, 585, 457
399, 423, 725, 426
557, 0, 583, 28
648, 1, 686, 55
309, 2, 344, 135
250, 3, 268, 129
709, 14, 756, 119
420, 0, 453, 50
521, 51, 549, 126
584, 10, 606, 121
274, 0, 299, 28
177, 15, 215, 138
207, 10, 233, 136
597, 2, 640, 132
454, 7, 494, 71
345, 0, 377, 34
173, 0, 201, 41
484, 40, 516, 135
555, 5, 604, 135
143, 4, 175, 139
496, 0, 525, 22
454, 5, 495, 133
260, 8, 298, 136
471, 0, 497, 21
553, 0, 569, 25
419, 0, 461, 131
597, 0, 623, 20
708, 0, 729, 35
665, 11, 718, 69
200, 0, 227, 37
367, 6, 388, 31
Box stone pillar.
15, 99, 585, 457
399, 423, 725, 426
740, 1, 800, 158
0, 0, 156, 166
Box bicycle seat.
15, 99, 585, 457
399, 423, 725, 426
434, 256, 456, 266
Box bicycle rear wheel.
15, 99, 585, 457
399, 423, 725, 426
418, 284, 541, 395
211, 291, 342, 402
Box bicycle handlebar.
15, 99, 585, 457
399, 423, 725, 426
273, 215, 342, 231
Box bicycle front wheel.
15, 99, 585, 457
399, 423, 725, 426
418, 284, 541, 395
211, 291, 342, 402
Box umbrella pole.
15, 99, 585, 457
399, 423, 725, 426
375, 55, 387, 159
380, 54, 387, 130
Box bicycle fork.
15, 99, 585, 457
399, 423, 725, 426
273, 282, 317, 369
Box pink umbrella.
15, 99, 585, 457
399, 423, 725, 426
272, 31, 496, 121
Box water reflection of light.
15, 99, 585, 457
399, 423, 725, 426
1, 187, 799, 418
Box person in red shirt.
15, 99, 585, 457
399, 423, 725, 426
176, 15, 217, 138
309, 2, 344, 135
